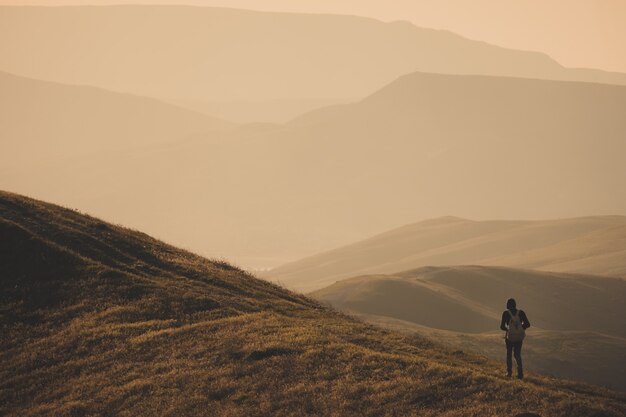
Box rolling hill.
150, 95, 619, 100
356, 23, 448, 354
2, 5, 626, 106
3, 71, 626, 269
311, 265, 626, 390
2, 191, 626, 416
268, 216, 626, 292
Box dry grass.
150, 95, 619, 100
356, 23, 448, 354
1, 191, 625, 417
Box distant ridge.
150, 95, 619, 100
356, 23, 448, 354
268, 216, 626, 292
2, 5, 626, 104
0, 70, 232, 170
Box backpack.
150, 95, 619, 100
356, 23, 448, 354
506, 310, 525, 342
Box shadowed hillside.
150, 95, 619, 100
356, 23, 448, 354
311, 265, 626, 390
269, 216, 626, 292
1, 191, 626, 416
3, 72, 626, 269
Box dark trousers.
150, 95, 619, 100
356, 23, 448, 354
505, 339, 523, 376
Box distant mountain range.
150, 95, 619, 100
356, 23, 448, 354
311, 265, 626, 390
4, 191, 625, 415
3, 70, 626, 268
2, 5, 626, 106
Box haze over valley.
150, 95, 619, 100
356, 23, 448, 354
3, 68, 626, 268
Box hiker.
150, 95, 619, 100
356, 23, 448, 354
500, 298, 530, 379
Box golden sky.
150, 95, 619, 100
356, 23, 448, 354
1, 0, 625, 74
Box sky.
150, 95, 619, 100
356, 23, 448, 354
1, 0, 625, 74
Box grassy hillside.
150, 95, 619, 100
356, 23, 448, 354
1, 191, 626, 416
311, 265, 626, 390
358, 314, 626, 391
2, 5, 626, 105
269, 216, 626, 292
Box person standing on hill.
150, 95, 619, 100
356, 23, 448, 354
500, 298, 531, 379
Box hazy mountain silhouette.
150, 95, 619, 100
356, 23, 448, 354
0, 70, 232, 171
2, 5, 626, 110
4, 191, 626, 416
3, 71, 626, 268
269, 216, 626, 292
311, 265, 626, 390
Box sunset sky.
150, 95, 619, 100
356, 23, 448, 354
1, 0, 625, 74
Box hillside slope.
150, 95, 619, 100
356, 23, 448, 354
2, 6, 626, 104
311, 265, 626, 390
269, 216, 626, 292
1, 191, 625, 416
3, 72, 626, 269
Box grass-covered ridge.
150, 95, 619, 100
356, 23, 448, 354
1, 191, 625, 417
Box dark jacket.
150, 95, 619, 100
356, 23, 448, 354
500, 309, 531, 332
